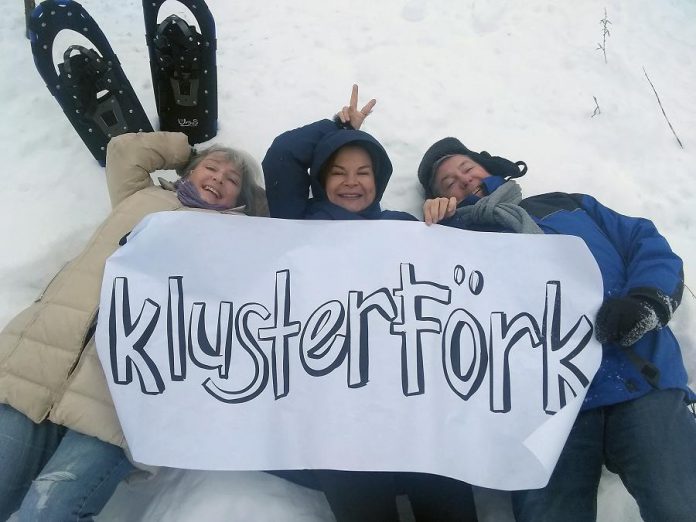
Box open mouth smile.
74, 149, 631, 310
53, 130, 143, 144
203, 185, 222, 198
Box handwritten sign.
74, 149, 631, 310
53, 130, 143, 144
96, 212, 603, 490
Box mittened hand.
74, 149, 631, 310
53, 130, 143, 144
595, 296, 662, 347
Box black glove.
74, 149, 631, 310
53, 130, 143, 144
595, 296, 662, 347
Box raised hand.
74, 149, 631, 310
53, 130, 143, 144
335, 84, 376, 131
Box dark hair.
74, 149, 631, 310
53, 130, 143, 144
180, 145, 268, 216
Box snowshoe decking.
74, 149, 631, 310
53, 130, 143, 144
143, 0, 218, 144
29, 0, 153, 166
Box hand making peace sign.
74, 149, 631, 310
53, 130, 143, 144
335, 84, 377, 131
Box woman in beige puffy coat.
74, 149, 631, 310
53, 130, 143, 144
0, 131, 268, 521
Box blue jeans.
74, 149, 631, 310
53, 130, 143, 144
511, 389, 696, 522
0, 404, 134, 521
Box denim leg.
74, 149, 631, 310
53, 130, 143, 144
0, 404, 66, 520
605, 389, 696, 522
511, 408, 605, 522
17, 428, 135, 522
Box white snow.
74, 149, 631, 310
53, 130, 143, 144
1, 0, 695, 520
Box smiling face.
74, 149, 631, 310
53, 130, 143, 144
432, 154, 492, 203
186, 151, 242, 209
323, 145, 377, 213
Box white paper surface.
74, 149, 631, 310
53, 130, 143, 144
96, 211, 603, 490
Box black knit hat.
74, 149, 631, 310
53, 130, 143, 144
417, 137, 527, 198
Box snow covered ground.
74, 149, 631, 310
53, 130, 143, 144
2, 0, 695, 520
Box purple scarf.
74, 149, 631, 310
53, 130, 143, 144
175, 178, 233, 211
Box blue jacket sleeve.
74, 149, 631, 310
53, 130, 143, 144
262, 119, 337, 219
579, 194, 684, 320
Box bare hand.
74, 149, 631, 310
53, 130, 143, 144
423, 197, 457, 225
336, 84, 376, 131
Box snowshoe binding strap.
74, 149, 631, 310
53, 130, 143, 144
154, 15, 202, 107
57, 45, 129, 138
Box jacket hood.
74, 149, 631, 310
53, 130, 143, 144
308, 129, 393, 204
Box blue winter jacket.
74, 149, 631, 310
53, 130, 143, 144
441, 177, 694, 410
262, 119, 416, 221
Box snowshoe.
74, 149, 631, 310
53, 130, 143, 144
142, 0, 218, 144
28, 0, 153, 166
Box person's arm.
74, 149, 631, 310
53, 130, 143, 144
578, 194, 684, 345
105, 131, 192, 208
262, 119, 338, 219
580, 194, 683, 309
262, 85, 376, 219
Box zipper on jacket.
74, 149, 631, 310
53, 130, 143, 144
64, 311, 100, 382
34, 262, 69, 302
82, 311, 99, 349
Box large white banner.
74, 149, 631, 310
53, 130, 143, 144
96, 211, 603, 490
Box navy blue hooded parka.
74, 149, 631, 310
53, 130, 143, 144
262, 119, 416, 222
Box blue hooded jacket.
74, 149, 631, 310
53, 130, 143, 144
262, 119, 416, 221
441, 182, 694, 411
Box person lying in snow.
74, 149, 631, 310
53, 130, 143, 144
262, 84, 415, 223
262, 85, 478, 522
418, 136, 696, 522
0, 131, 268, 521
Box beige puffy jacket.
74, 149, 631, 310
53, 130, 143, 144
0, 131, 251, 446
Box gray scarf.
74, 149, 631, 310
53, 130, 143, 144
455, 180, 542, 234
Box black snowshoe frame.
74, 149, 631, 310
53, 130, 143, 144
143, 0, 218, 145
143, 0, 218, 144
29, 0, 153, 166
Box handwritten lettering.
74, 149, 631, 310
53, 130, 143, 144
108, 264, 593, 414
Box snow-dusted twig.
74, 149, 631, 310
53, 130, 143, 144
596, 8, 611, 64
591, 96, 601, 118
643, 67, 684, 149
